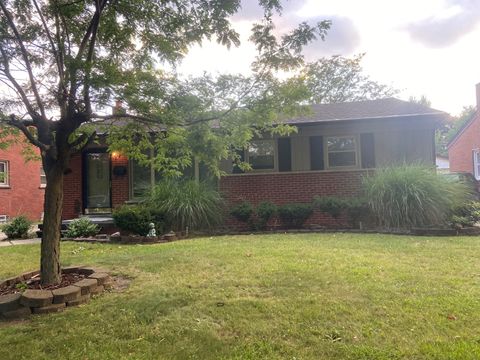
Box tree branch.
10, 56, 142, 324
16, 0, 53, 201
3, 114, 49, 152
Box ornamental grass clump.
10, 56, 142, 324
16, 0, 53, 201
363, 164, 471, 229
148, 180, 224, 231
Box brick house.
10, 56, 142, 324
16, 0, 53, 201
62, 98, 445, 228
448, 84, 480, 178
0, 141, 45, 222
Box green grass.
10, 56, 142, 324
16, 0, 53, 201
1, 233, 480, 359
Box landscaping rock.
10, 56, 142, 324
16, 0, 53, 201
91, 285, 104, 295
62, 266, 85, 274
32, 302, 66, 314
20, 289, 53, 308
67, 294, 90, 307
103, 280, 113, 290
73, 278, 98, 295
1, 306, 31, 320
0, 293, 22, 312
88, 272, 110, 285
52, 286, 81, 304
20, 270, 39, 281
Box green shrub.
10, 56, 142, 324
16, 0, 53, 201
64, 217, 100, 238
450, 201, 480, 228
1, 216, 31, 239
256, 201, 277, 230
277, 203, 313, 228
344, 197, 370, 228
230, 201, 254, 223
363, 164, 471, 229
147, 180, 223, 231
113, 205, 165, 236
313, 196, 346, 219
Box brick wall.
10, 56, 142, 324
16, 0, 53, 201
219, 170, 370, 230
0, 143, 44, 221
111, 154, 129, 207
448, 112, 480, 174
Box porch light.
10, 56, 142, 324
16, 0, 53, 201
111, 151, 121, 159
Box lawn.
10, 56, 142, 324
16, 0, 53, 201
1, 233, 480, 359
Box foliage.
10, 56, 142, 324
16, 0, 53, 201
147, 180, 224, 231
313, 196, 346, 218
277, 203, 313, 228
436, 106, 476, 157
1, 216, 31, 239
113, 205, 165, 236
255, 201, 277, 230
230, 202, 254, 223
363, 164, 471, 229
408, 95, 431, 107
301, 54, 397, 104
450, 201, 480, 228
64, 218, 100, 238
344, 197, 371, 228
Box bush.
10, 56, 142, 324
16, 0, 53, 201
277, 203, 313, 228
64, 217, 100, 238
147, 180, 223, 231
450, 201, 480, 228
344, 197, 370, 228
230, 201, 254, 223
363, 164, 471, 229
113, 205, 165, 236
256, 201, 277, 230
1, 216, 31, 239
313, 196, 346, 219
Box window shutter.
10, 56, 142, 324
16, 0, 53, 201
310, 136, 324, 170
232, 149, 245, 174
360, 133, 375, 169
278, 138, 292, 172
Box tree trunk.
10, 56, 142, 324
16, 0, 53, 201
40, 163, 65, 285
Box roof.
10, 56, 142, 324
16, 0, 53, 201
447, 110, 479, 148
285, 97, 446, 124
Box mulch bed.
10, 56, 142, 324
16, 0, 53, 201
0, 273, 86, 296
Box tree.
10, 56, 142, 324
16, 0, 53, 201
0, 0, 330, 285
301, 53, 397, 104
408, 95, 432, 107
435, 106, 475, 157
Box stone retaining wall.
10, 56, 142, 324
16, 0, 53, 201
0, 266, 111, 320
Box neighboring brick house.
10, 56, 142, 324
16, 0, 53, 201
0, 141, 45, 222
448, 84, 480, 178
62, 98, 445, 228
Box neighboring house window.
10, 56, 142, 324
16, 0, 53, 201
40, 167, 47, 187
326, 136, 358, 168
473, 150, 480, 180
0, 161, 8, 186
247, 140, 275, 170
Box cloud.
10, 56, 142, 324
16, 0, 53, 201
405, 0, 480, 48
231, 0, 309, 21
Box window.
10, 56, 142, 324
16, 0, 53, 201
0, 161, 8, 186
40, 167, 47, 187
473, 150, 480, 180
326, 136, 358, 168
247, 140, 275, 170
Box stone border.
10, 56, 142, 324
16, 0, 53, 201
0, 266, 112, 321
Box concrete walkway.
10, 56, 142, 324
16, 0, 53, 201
0, 238, 41, 247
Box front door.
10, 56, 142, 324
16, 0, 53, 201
84, 152, 111, 212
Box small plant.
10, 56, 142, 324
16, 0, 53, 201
255, 201, 277, 230
15, 282, 27, 291
230, 201, 254, 223
113, 205, 164, 236
64, 217, 100, 238
1, 215, 31, 239
277, 203, 313, 228
450, 201, 480, 228
313, 196, 346, 219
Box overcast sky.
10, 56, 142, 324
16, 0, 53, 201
179, 0, 480, 116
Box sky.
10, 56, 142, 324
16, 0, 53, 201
178, 0, 480, 116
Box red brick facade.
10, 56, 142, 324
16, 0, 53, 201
0, 143, 45, 221
448, 111, 480, 174
219, 170, 370, 229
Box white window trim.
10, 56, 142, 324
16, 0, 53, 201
325, 135, 360, 170
473, 149, 480, 180
40, 167, 47, 188
0, 160, 9, 187
246, 139, 277, 172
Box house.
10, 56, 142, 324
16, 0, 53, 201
448, 84, 480, 179
62, 98, 445, 228
0, 140, 45, 222
435, 155, 450, 173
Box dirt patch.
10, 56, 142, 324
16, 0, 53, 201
0, 273, 87, 295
